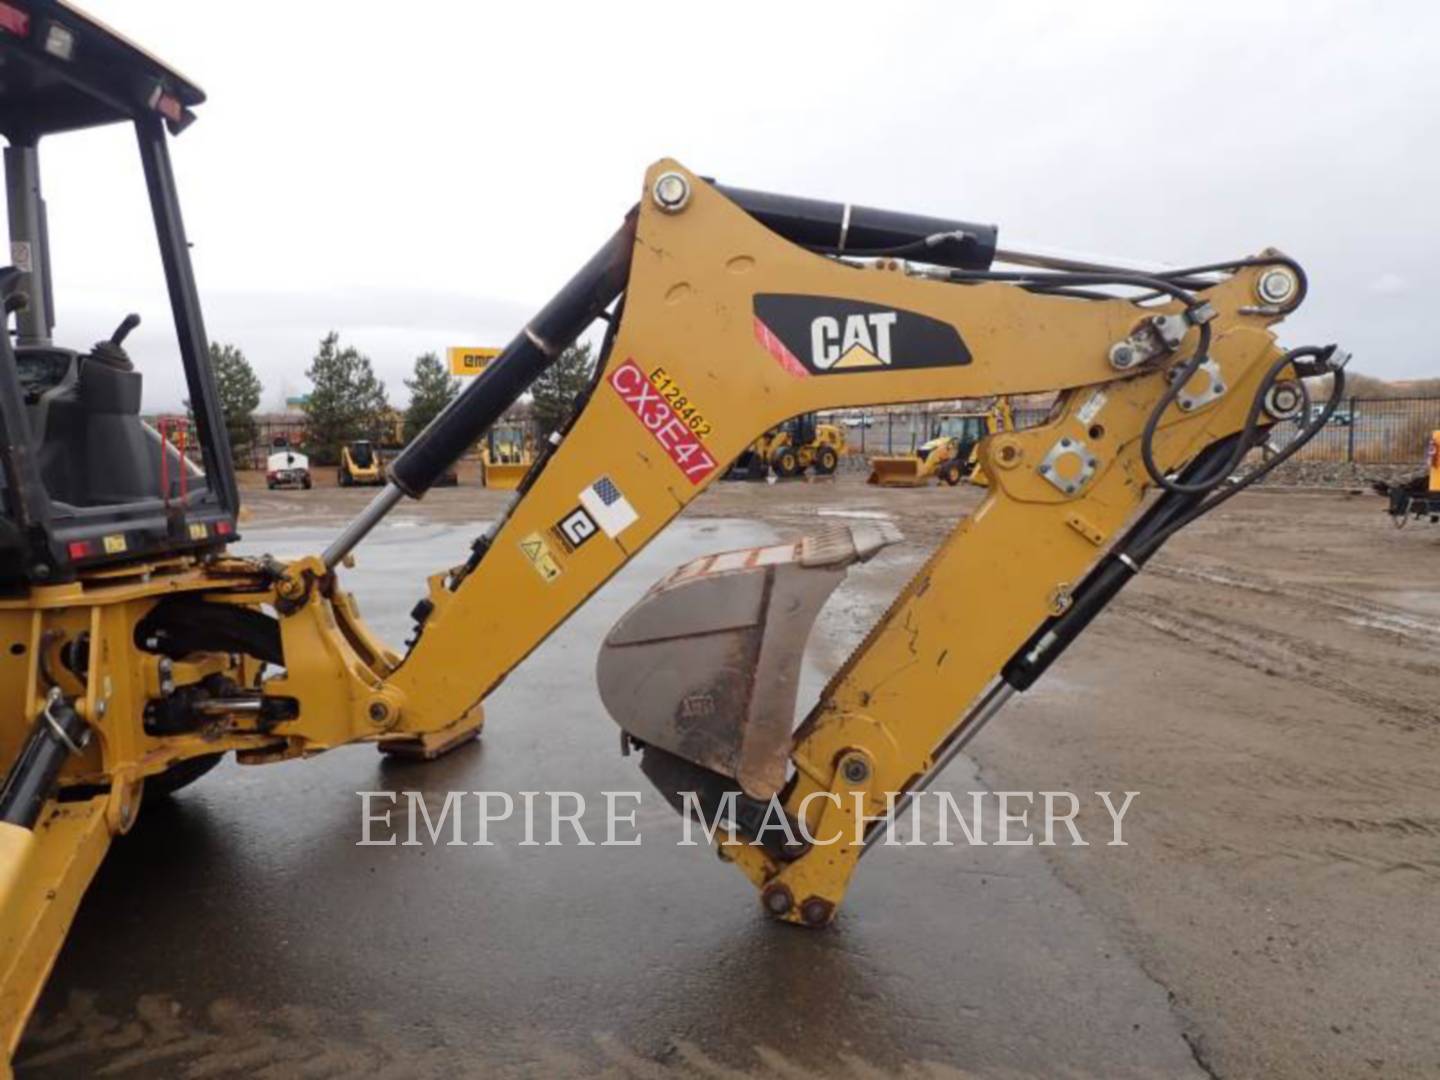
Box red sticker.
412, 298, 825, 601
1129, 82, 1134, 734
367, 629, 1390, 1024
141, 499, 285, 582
753, 315, 809, 378
608, 359, 719, 484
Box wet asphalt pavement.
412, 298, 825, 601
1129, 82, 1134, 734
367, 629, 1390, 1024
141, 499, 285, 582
18, 519, 1203, 1078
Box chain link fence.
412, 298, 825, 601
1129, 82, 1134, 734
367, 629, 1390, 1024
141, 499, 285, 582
1273, 397, 1440, 464
824, 397, 1439, 469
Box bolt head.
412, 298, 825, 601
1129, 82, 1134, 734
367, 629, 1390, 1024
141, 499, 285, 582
1257, 268, 1297, 305
652, 171, 691, 213
762, 885, 793, 916
841, 757, 870, 784
800, 897, 834, 927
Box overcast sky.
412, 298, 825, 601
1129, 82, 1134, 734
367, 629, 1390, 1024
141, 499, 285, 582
15, 1, 1438, 409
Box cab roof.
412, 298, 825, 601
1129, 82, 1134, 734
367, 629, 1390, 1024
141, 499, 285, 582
0, 0, 203, 141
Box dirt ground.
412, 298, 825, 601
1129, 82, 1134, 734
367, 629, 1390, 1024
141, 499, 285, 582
242, 465, 1438, 1078
28, 467, 1432, 1078
695, 475, 1440, 1080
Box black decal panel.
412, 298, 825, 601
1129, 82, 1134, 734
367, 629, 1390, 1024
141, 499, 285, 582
753, 294, 970, 375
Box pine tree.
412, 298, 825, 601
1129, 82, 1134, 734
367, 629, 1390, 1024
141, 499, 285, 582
530, 341, 595, 438
206, 342, 262, 462
301, 332, 389, 464
403, 352, 460, 442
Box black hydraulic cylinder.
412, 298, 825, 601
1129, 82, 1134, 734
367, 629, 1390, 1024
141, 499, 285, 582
717, 184, 997, 271
389, 180, 997, 497
388, 216, 637, 498
1001, 438, 1239, 692
0, 695, 88, 829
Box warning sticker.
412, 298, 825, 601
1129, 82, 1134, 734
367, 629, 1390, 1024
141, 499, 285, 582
518, 531, 562, 583
607, 359, 718, 485
1077, 389, 1108, 426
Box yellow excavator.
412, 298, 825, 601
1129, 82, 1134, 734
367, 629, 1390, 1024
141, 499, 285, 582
867, 399, 1013, 486
0, 3, 1349, 1059
727, 412, 845, 479
337, 438, 385, 486
479, 421, 533, 489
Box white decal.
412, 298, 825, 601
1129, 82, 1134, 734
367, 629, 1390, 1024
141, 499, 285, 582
579, 476, 638, 538
1077, 389, 1108, 426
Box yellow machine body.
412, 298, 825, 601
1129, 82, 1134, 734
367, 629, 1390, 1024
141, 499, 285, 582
337, 440, 385, 486
0, 158, 1330, 1056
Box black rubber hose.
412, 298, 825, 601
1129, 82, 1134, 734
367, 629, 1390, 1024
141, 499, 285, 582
1151, 255, 1309, 310
1140, 344, 1328, 496
1130, 361, 1345, 559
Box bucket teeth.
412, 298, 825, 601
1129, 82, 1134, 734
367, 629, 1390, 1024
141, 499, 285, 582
596, 523, 902, 800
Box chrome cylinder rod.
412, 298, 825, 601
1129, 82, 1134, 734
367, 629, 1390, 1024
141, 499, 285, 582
321, 482, 403, 570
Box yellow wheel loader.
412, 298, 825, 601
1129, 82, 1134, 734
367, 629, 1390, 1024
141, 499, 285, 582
726, 412, 845, 479
479, 421, 533, 489
0, 4, 1351, 1059
866, 400, 1013, 487
337, 439, 385, 486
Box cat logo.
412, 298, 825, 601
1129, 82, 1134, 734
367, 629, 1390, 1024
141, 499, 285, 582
752, 294, 970, 376
810, 311, 897, 369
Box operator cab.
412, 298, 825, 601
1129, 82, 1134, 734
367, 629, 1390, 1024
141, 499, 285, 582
932, 415, 987, 443
0, 0, 238, 588
347, 440, 376, 469
783, 412, 817, 446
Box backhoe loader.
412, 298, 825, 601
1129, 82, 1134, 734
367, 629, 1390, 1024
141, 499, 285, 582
0, 1, 1348, 1059
867, 399, 1012, 486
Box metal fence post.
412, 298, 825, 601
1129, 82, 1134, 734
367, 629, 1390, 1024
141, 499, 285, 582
1346, 396, 1357, 464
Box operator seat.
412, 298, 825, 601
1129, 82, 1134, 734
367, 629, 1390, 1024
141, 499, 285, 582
11, 310, 190, 509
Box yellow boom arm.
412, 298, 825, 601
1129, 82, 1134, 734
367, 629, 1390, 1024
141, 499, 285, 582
1, 159, 1344, 1050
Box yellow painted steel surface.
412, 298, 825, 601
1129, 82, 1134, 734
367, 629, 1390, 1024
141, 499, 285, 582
0, 159, 1308, 1049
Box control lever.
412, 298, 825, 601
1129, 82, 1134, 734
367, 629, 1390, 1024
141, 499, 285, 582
91, 313, 141, 370
110, 313, 141, 347
0, 267, 28, 316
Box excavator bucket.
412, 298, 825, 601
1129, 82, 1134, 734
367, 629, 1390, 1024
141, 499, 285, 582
597, 523, 902, 800
866, 454, 927, 487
